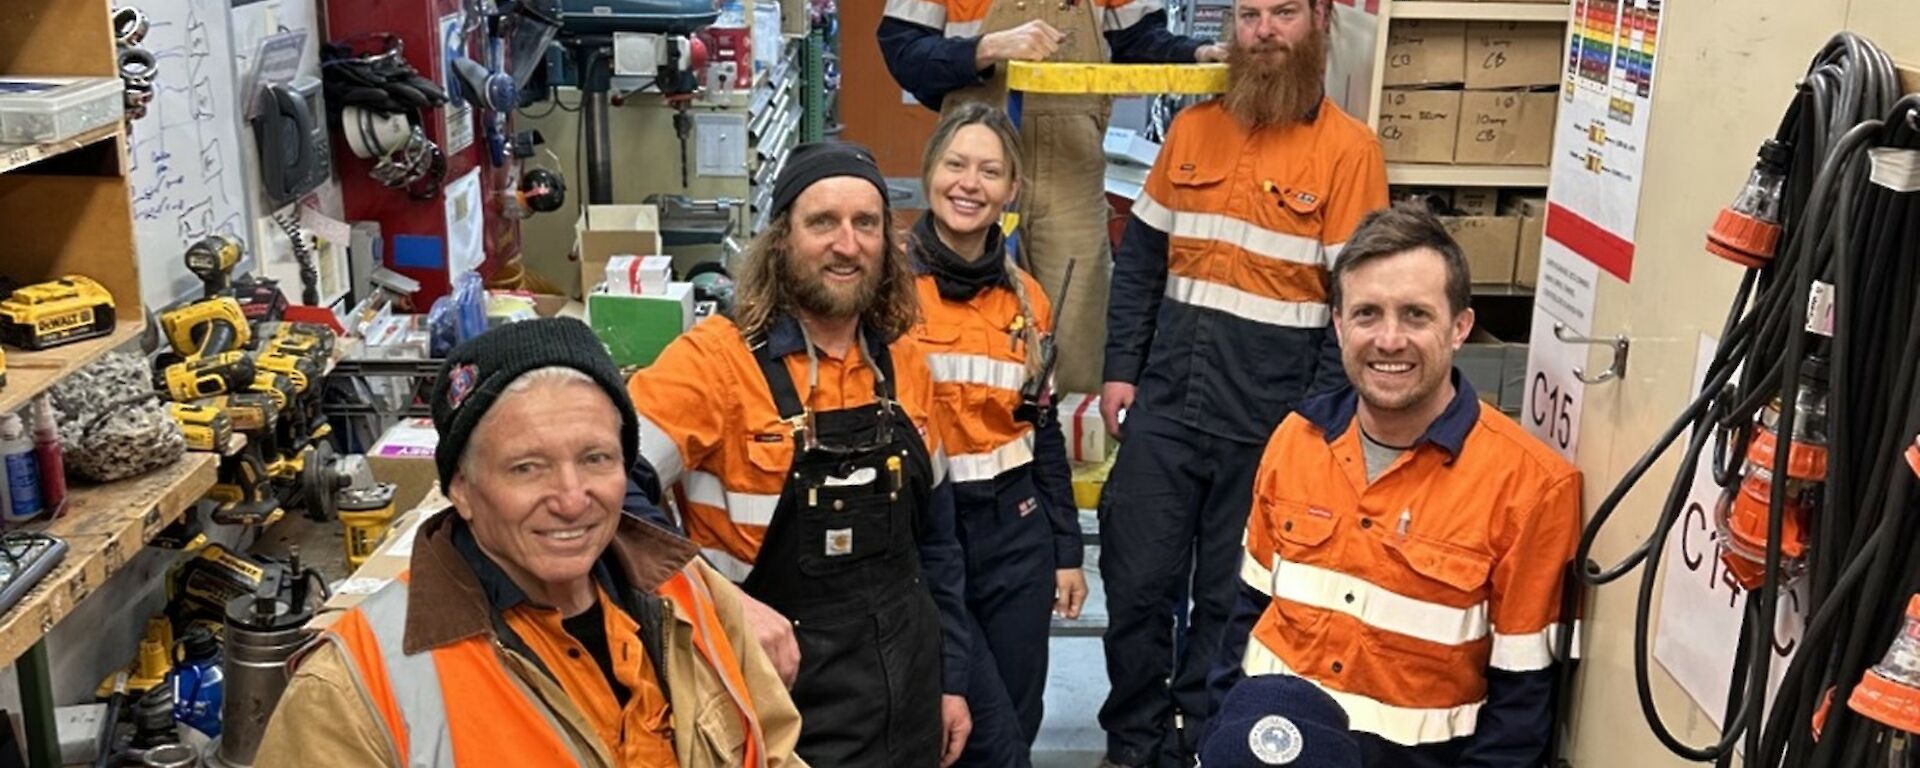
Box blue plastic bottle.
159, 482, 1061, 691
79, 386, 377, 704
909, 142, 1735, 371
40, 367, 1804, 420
172, 626, 225, 738
0, 413, 42, 524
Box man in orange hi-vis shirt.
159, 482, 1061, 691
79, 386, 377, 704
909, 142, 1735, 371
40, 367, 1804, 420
627, 142, 975, 768
1213, 206, 1581, 767
1093, 1, 1389, 766
880, 0, 1225, 396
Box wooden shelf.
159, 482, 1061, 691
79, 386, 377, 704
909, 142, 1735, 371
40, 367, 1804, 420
0, 125, 119, 176
1388, 162, 1551, 187
1390, 1, 1572, 22
0, 453, 216, 670
0, 319, 144, 414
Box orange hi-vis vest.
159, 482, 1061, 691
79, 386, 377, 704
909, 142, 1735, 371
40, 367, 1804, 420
912, 271, 1052, 484
324, 568, 766, 767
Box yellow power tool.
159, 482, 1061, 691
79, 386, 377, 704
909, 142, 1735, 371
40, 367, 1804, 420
159, 351, 257, 402
160, 296, 251, 359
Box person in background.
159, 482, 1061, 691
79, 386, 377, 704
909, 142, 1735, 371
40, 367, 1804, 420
1201, 674, 1363, 768
907, 102, 1088, 767
626, 142, 975, 767
1212, 206, 1581, 767
1097, 0, 1388, 765
879, 0, 1227, 396
255, 318, 804, 767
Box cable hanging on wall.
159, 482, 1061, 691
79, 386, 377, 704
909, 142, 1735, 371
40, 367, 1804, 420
1567, 31, 1920, 766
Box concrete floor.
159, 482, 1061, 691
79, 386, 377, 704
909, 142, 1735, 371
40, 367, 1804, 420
266, 511, 1117, 767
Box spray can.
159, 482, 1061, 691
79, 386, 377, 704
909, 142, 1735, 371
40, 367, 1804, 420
31, 395, 65, 517
0, 412, 42, 523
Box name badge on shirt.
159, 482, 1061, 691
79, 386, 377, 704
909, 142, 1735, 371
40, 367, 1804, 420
826, 528, 853, 557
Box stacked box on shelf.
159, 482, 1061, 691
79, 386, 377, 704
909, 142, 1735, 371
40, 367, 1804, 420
587, 283, 695, 368
1379, 20, 1564, 167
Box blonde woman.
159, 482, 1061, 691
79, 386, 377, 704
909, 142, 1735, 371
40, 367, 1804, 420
909, 102, 1088, 767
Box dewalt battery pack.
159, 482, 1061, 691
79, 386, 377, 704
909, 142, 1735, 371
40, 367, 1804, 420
0, 276, 117, 350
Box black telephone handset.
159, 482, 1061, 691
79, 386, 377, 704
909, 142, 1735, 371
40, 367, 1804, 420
254, 80, 332, 207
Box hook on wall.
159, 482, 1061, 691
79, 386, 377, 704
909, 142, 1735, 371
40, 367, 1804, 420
1553, 323, 1631, 385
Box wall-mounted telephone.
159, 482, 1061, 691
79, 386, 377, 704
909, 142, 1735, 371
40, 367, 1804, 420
253, 78, 332, 207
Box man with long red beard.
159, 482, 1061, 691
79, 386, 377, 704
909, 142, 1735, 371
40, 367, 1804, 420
1097, 1, 1388, 766
627, 142, 976, 767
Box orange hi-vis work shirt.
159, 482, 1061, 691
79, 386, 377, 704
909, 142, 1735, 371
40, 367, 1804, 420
505, 584, 676, 767
884, 0, 1166, 38
911, 270, 1052, 484
627, 315, 947, 581
1236, 376, 1580, 748
1109, 98, 1390, 444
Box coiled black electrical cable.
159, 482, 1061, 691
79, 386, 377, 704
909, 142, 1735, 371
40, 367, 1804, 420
1567, 32, 1913, 765
275, 209, 322, 306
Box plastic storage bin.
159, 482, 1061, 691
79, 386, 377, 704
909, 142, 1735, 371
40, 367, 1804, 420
0, 77, 122, 144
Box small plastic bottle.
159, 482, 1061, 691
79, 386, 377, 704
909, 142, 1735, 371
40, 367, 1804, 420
30, 396, 64, 518
171, 625, 225, 738
0, 413, 42, 524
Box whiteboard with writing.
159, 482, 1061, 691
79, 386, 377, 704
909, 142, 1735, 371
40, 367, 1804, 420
127, 0, 254, 309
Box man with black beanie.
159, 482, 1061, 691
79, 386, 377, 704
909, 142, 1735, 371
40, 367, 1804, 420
258, 318, 805, 767
628, 141, 976, 767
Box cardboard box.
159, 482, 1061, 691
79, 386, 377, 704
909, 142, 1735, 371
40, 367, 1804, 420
587, 282, 695, 367
605, 255, 674, 296
1516, 216, 1544, 287
1454, 90, 1556, 166
1465, 22, 1565, 88
576, 205, 662, 298
1057, 393, 1108, 464
1441, 215, 1521, 284
1378, 89, 1462, 164
1454, 188, 1499, 216
1384, 21, 1466, 86
1502, 193, 1549, 219
367, 417, 441, 517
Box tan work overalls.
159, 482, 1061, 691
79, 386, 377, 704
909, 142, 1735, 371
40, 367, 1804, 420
943, 0, 1114, 395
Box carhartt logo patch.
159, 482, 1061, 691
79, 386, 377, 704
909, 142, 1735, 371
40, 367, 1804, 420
1018, 497, 1039, 518
825, 528, 853, 557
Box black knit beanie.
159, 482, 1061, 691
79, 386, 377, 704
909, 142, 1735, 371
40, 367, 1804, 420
770, 141, 889, 217
429, 318, 637, 492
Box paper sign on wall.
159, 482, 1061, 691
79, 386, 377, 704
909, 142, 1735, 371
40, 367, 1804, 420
1521, 243, 1601, 462
1542, 0, 1664, 282
1653, 334, 1804, 725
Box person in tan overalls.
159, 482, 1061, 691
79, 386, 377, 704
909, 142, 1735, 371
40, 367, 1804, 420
880, 0, 1225, 397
